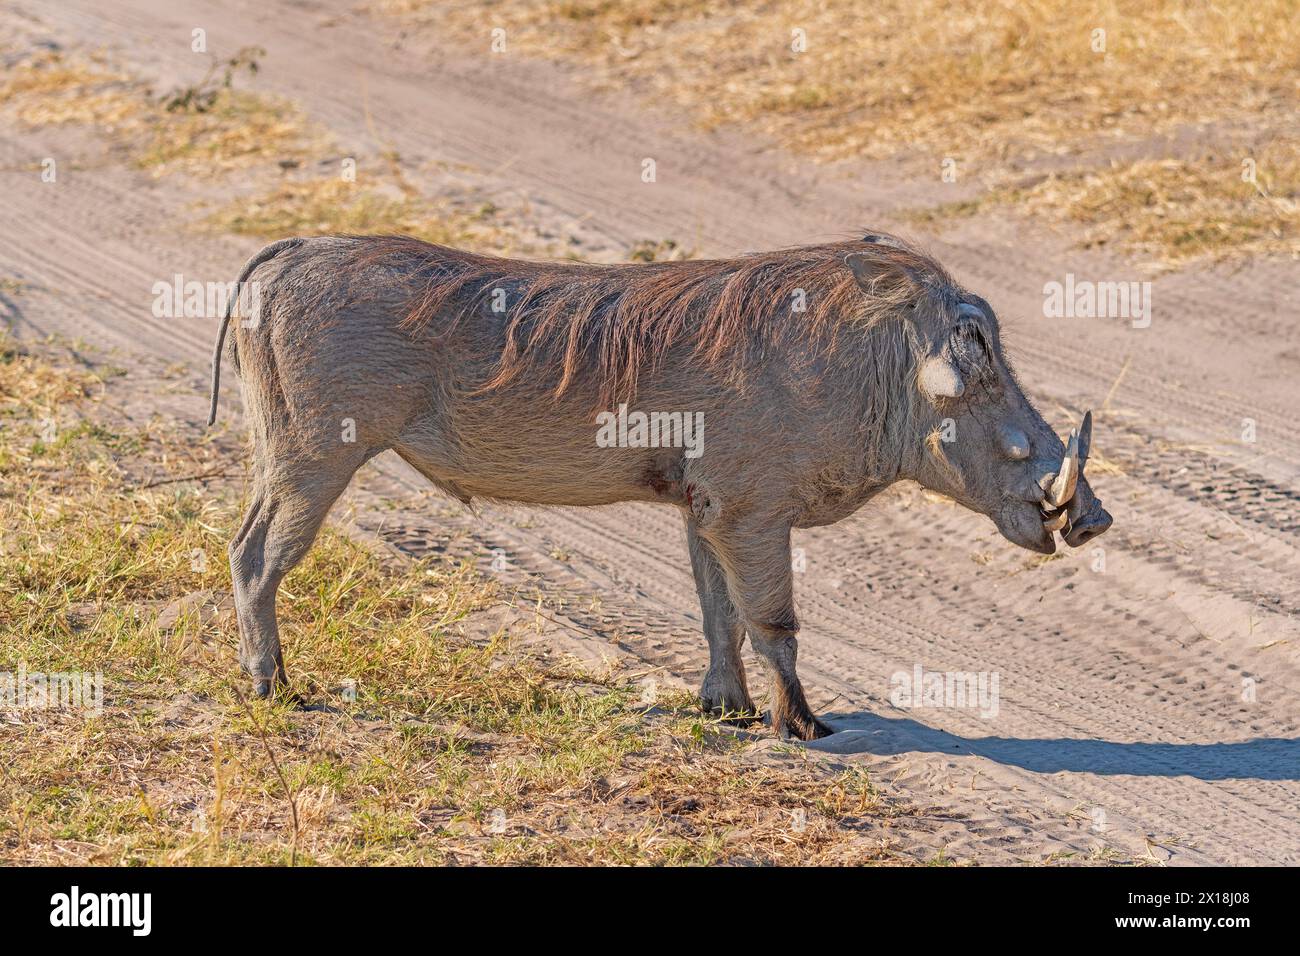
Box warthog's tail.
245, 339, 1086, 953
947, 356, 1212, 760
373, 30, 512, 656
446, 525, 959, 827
207, 237, 306, 427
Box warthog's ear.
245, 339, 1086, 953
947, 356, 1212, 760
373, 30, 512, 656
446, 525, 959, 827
918, 353, 965, 399
843, 251, 922, 297
843, 252, 878, 289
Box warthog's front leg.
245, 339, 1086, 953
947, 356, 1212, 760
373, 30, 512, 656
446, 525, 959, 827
703, 520, 833, 741
685, 516, 758, 724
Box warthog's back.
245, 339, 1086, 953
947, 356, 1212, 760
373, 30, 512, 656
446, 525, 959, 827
227, 237, 732, 507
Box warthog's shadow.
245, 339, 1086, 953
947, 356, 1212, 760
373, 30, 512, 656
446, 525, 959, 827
807, 711, 1300, 781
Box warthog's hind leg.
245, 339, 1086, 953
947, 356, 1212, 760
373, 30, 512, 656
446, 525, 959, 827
703, 520, 833, 741
685, 516, 758, 724
229, 455, 363, 699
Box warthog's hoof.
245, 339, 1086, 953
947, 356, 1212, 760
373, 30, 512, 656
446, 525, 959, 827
248, 676, 306, 708
700, 689, 762, 727
774, 711, 835, 742
241, 652, 289, 701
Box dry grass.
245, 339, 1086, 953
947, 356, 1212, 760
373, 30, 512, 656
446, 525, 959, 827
134, 90, 316, 177
411, 0, 1298, 162
201, 176, 500, 248
203, 176, 702, 258
392, 0, 1299, 265
0, 50, 143, 126
0, 48, 315, 176
913, 136, 1300, 269
1, 45, 530, 250
0, 337, 919, 865
626, 237, 695, 262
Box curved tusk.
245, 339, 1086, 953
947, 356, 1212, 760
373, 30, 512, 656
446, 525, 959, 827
1042, 509, 1069, 533
1078, 410, 1093, 468
1048, 430, 1079, 508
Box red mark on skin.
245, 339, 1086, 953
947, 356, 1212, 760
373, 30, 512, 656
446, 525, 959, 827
685, 482, 695, 506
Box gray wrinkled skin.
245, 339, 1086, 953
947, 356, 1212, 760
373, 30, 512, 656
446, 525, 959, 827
212, 235, 1110, 741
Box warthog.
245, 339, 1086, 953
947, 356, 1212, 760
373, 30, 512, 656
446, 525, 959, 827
208, 233, 1111, 740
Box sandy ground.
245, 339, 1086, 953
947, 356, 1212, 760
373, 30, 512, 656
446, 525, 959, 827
4, 0, 1300, 865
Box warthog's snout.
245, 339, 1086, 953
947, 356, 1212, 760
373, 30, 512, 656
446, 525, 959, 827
1038, 410, 1111, 548
1063, 499, 1112, 547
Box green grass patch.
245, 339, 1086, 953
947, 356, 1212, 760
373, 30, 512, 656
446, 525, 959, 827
0, 336, 914, 865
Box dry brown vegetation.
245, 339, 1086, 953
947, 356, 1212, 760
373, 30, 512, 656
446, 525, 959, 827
199, 172, 536, 254
0, 337, 926, 865
912, 137, 1300, 270
394, 0, 1299, 267
0, 48, 317, 175
0, 44, 539, 254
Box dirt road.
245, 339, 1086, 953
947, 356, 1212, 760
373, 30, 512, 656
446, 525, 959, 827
4, 0, 1299, 864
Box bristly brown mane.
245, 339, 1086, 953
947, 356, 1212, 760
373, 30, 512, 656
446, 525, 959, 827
359, 233, 954, 403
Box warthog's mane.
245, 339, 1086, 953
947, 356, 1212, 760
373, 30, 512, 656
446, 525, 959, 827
360, 233, 954, 403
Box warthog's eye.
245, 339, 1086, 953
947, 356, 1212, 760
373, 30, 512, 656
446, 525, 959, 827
948, 321, 992, 382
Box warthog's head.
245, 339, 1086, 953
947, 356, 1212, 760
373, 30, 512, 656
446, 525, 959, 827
847, 250, 1111, 554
